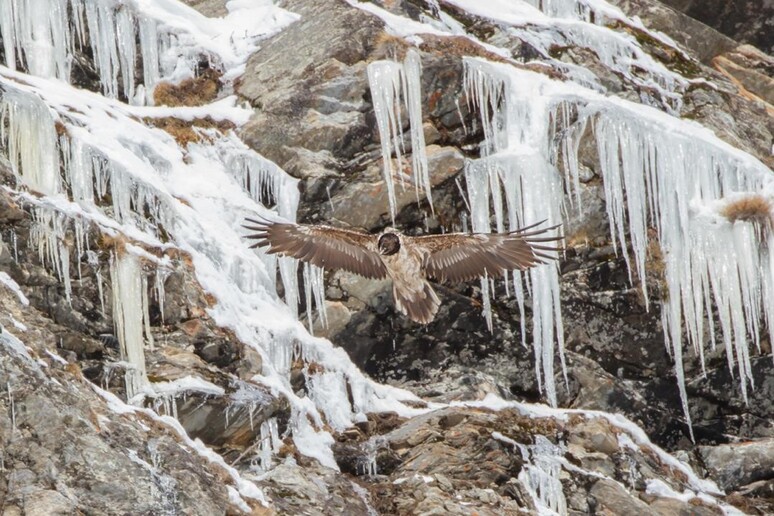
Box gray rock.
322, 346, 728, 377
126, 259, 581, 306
699, 439, 774, 491
589, 478, 652, 514
658, 0, 774, 55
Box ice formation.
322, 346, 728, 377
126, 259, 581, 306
0, 0, 298, 103
110, 252, 151, 399
1, 0, 772, 510
0, 0, 426, 489
461, 55, 773, 432
463, 59, 567, 407
360, 0, 773, 431
367, 48, 432, 220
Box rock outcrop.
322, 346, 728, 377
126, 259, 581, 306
1, 0, 772, 514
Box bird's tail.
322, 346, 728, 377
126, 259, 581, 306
393, 280, 441, 325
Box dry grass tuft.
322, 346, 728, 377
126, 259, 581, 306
721, 194, 774, 227
153, 68, 222, 107
145, 116, 236, 147
372, 31, 410, 60
418, 34, 508, 63
98, 231, 130, 255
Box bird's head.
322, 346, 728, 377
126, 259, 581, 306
378, 232, 400, 256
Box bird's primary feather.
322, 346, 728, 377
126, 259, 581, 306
243, 216, 387, 279
414, 223, 563, 284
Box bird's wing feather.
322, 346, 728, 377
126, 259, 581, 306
243, 216, 387, 279
415, 222, 563, 283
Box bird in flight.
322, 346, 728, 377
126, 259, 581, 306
243, 216, 562, 324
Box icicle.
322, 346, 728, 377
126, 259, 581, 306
141, 272, 154, 351
86, 250, 106, 316
0, 0, 72, 79
154, 268, 169, 326
367, 60, 403, 221
257, 417, 281, 471
30, 207, 72, 303
303, 262, 314, 333
115, 6, 137, 103
110, 251, 149, 401
516, 435, 568, 515
0, 86, 60, 195
138, 16, 160, 104
403, 49, 432, 214
367, 49, 432, 221
463, 59, 566, 406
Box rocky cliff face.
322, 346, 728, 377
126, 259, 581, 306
0, 0, 772, 514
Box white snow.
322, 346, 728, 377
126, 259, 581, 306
0, 272, 29, 306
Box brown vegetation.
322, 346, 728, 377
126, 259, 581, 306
145, 116, 236, 147
372, 31, 410, 60
98, 230, 130, 255
153, 68, 222, 107
418, 34, 508, 63
721, 194, 774, 227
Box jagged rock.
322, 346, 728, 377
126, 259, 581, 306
260, 461, 375, 515
0, 189, 25, 224
312, 300, 352, 340
699, 439, 774, 491
713, 45, 774, 110
59, 332, 104, 359
589, 478, 653, 514
2, 0, 774, 513
0, 317, 235, 515
325, 406, 735, 516
658, 0, 774, 55
608, 0, 738, 63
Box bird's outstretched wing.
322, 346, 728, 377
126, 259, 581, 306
415, 221, 563, 284
243, 216, 387, 279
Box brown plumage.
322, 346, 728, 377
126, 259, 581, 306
243, 216, 563, 324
